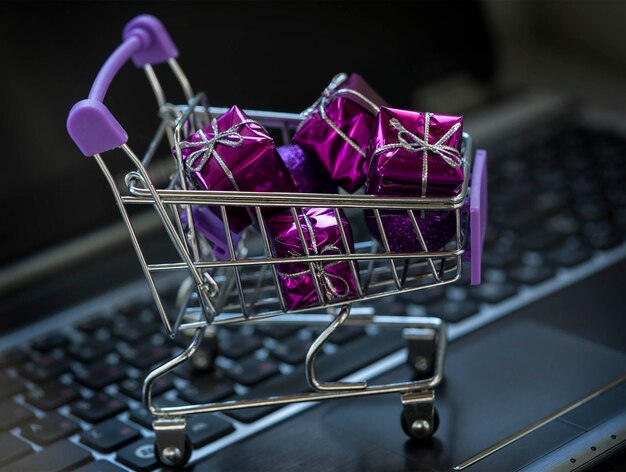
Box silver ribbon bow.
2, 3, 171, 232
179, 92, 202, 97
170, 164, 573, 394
298, 73, 380, 158
278, 210, 350, 302
179, 118, 259, 191
373, 114, 463, 197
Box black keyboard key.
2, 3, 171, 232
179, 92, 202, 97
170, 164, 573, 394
226, 330, 405, 423
20, 355, 70, 384
20, 412, 80, 445
399, 285, 445, 305
81, 419, 141, 453
0, 432, 32, 467
73, 361, 127, 390
548, 237, 593, 267
70, 392, 126, 423
430, 299, 479, 323
219, 332, 263, 360
0, 400, 34, 430
187, 414, 234, 448
0, 348, 29, 369
116, 438, 158, 471
129, 407, 153, 429
469, 283, 518, 304
482, 246, 520, 269
75, 460, 126, 472
583, 221, 623, 250
575, 196, 611, 222
268, 338, 315, 365
118, 343, 172, 370
254, 325, 301, 340
508, 264, 555, 286
179, 373, 235, 405
225, 405, 275, 424
119, 376, 174, 401
327, 326, 365, 345
520, 230, 565, 251
2, 440, 92, 472
32, 333, 69, 352
0, 373, 25, 400
68, 339, 116, 363
76, 316, 113, 333
25, 381, 81, 410
227, 357, 280, 386
112, 318, 158, 344
117, 305, 160, 327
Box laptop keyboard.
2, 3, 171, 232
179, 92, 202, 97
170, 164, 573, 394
0, 120, 624, 471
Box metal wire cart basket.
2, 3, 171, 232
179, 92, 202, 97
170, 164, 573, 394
67, 15, 487, 468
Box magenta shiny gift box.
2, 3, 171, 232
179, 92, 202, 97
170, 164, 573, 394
267, 207, 359, 311
178, 105, 296, 233
293, 73, 387, 193
366, 107, 464, 198
365, 107, 464, 252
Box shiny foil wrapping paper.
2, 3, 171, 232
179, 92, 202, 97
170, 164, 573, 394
293, 73, 387, 193
365, 107, 464, 251
267, 207, 359, 311
178, 105, 296, 233
366, 107, 464, 197
277, 144, 337, 194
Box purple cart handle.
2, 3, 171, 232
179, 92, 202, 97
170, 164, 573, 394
462, 150, 488, 285
66, 15, 178, 156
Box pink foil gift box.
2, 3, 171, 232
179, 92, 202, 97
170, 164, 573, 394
366, 107, 464, 198
293, 73, 387, 193
267, 207, 359, 311
365, 107, 464, 252
178, 105, 296, 233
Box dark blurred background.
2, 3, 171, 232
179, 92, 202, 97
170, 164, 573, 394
0, 0, 624, 290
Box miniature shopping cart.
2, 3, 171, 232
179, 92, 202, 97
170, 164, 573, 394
67, 15, 487, 468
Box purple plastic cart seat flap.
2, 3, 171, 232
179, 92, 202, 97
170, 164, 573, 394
469, 150, 488, 285
67, 15, 178, 156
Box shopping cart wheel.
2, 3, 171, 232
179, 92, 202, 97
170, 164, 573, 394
154, 434, 192, 468
401, 407, 439, 440
400, 391, 439, 440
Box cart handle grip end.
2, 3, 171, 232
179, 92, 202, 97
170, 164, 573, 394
122, 14, 178, 68
67, 14, 178, 155
67, 99, 128, 156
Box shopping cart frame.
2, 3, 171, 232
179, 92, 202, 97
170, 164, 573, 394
67, 15, 487, 467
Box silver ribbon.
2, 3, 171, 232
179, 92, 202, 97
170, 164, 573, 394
372, 115, 463, 197
298, 73, 381, 158
278, 210, 350, 301
179, 118, 260, 191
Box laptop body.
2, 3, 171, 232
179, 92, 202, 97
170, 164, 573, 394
0, 2, 624, 471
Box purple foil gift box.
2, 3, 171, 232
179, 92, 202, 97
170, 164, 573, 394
177, 105, 296, 233
293, 73, 387, 193
277, 144, 337, 194
365, 107, 464, 252
364, 210, 456, 253
267, 207, 359, 311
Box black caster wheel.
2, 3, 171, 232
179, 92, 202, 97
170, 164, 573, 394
154, 435, 192, 469
401, 408, 439, 439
